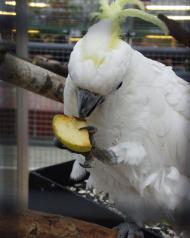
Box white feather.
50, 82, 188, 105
68, 20, 131, 95
82, 19, 112, 60
70, 155, 87, 181
64, 20, 190, 224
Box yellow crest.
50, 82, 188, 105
92, 0, 168, 47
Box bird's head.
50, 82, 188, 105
67, 0, 168, 118
68, 19, 130, 118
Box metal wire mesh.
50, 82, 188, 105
29, 42, 73, 62
0, 80, 17, 202
0, 83, 74, 170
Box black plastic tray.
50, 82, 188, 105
29, 160, 124, 228
29, 160, 163, 237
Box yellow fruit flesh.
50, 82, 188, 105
52, 115, 92, 153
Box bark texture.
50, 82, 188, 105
158, 14, 190, 47
0, 209, 117, 238
32, 57, 68, 78
0, 53, 65, 103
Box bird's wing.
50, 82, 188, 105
163, 68, 190, 121
150, 65, 190, 170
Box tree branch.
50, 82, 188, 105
0, 52, 65, 103
0, 209, 117, 238
158, 14, 190, 47
32, 56, 68, 77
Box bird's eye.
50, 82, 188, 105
116, 81, 123, 90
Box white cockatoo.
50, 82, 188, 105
61, 0, 190, 237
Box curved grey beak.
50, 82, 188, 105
77, 88, 105, 118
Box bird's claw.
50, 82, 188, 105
115, 222, 144, 238
79, 125, 97, 168
92, 148, 118, 165
79, 126, 97, 146
79, 151, 95, 169
79, 125, 97, 134
79, 161, 92, 168
115, 222, 164, 238
53, 136, 117, 167
54, 126, 117, 168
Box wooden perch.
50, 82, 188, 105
32, 56, 68, 77
0, 52, 65, 103
0, 209, 117, 238
158, 14, 190, 47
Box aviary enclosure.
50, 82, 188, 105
0, 0, 190, 237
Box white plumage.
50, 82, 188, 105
64, 17, 190, 224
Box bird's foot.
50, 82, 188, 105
80, 126, 118, 166
79, 155, 93, 169
79, 125, 97, 134
92, 147, 118, 164
115, 222, 144, 238
53, 125, 97, 169
79, 125, 97, 146
78, 126, 97, 168
53, 126, 117, 167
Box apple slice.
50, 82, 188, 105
52, 114, 92, 153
